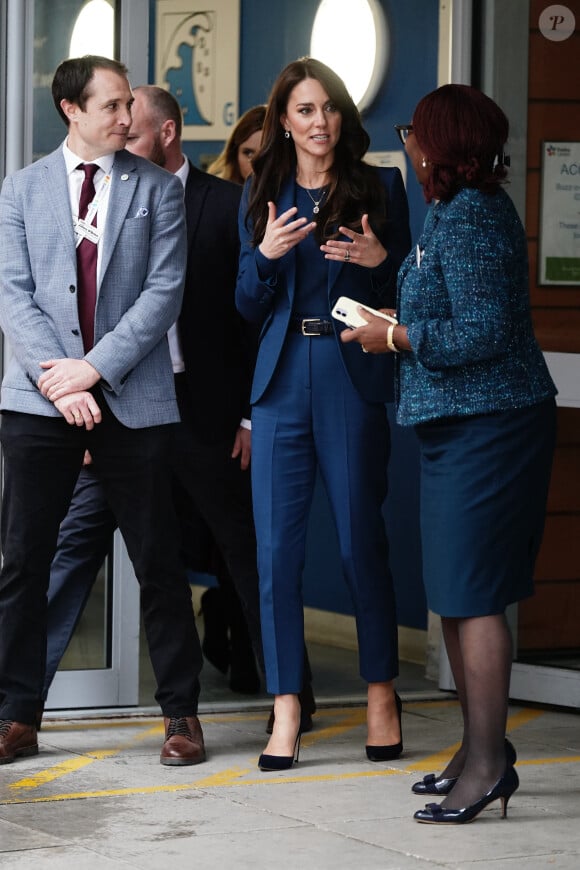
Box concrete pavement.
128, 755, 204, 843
1, 697, 579, 868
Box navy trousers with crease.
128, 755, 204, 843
251, 332, 399, 695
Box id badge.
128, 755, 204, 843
76, 218, 101, 245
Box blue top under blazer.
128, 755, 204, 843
235, 166, 411, 405
396, 187, 557, 426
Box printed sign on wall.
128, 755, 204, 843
155, 1, 240, 141
539, 141, 580, 285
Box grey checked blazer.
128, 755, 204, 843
0, 145, 187, 428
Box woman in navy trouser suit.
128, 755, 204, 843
235, 58, 411, 770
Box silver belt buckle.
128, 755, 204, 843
301, 318, 320, 336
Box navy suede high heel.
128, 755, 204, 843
411, 737, 517, 795
258, 730, 302, 771
365, 692, 403, 762
413, 764, 519, 824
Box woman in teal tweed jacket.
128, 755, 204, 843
342, 84, 556, 825
395, 183, 555, 424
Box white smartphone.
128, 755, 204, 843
331, 296, 397, 329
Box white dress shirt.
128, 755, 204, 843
63, 141, 114, 289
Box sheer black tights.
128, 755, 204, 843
438, 613, 513, 810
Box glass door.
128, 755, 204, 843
1, 0, 148, 711
46, 538, 140, 709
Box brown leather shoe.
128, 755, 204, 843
0, 720, 39, 764
160, 716, 206, 766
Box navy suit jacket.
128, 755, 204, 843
178, 163, 256, 442
235, 166, 411, 405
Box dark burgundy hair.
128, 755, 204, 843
413, 83, 509, 202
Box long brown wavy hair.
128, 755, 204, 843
245, 57, 386, 246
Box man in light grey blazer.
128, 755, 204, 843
0, 56, 205, 766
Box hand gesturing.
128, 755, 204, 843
258, 202, 316, 260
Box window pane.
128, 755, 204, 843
33, 0, 116, 160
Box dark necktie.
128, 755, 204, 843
76, 163, 99, 352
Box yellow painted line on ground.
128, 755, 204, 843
241, 708, 366, 765
226, 768, 406, 787
516, 755, 580, 765
7, 757, 98, 790
505, 708, 545, 730
4, 745, 580, 806
8, 722, 165, 791
4, 708, 364, 798
302, 708, 365, 748
2, 749, 578, 806
3, 704, 578, 806
187, 766, 251, 787
2, 782, 229, 804
35, 711, 305, 736
0, 705, 395, 804
403, 753, 580, 775
404, 742, 462, 773
402, 707, 545, 772
1, 765, 407, 804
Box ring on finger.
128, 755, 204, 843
344, 249, 351, 262
361, 344, 368, 353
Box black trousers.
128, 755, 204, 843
0, 396, 202, 724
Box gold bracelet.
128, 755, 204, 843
386, 322, 399, 353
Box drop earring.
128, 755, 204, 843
421, 157, 428, 168
284, 130, 290, 139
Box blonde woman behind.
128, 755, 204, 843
208, 105, 266, 184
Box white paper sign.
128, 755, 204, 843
539, 141, 580, 285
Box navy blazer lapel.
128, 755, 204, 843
278, 177, 297, 306
327, 217, 346, 298
328, 252, 344, 299
278, 176, 295, 214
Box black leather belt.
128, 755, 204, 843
289, 317, 334, 336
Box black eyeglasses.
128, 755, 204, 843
394, 124, 413, 145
